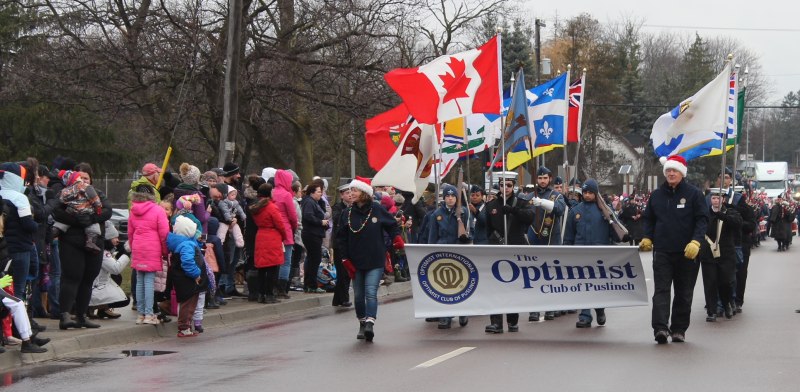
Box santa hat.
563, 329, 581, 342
355, 176, 372, 186
660, 155, 687, 177
348, 179, 373, 197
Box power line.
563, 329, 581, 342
642, 24, 800, 33
585, 103, 800, 109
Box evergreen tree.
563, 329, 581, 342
616, 25, 649, 136
477, 14, 534, 89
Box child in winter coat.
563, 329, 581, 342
172, 194, 202, 240
166, 216, 208, 337
217, 186, 246, 248
52, 170, 103, 253
128, 190, 170, 325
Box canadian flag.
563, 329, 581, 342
371, 121, 438, 203
384, 36, 502, 124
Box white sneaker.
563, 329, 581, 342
142, 315, 160, 325
135, 315, 145, 325
5, 336, 22, 346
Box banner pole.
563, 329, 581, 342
720, 55, 734, 192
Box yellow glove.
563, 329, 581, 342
639, 238, 653, 252
0, 275, 12, 289
684, 240, 701, 260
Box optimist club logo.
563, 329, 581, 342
417, 252, 479, 304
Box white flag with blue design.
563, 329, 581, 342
650, 63, 732, 161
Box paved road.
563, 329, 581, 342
3, 239, 798, 391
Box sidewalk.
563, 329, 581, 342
1, 282, 412, 370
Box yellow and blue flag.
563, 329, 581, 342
492, 69, 532, 170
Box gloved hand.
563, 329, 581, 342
458, 234, 470, 244
531, 197, 542, 207
639, 237, 653, 252
621, 234, 632, 243
343, 259, 356, 278
0, 275, 12, 289
392, 235, 405, 250
501, 205, 517, 215
684, 240, 701, 260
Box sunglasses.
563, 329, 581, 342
501, 182, 514, 187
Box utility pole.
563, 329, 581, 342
218, 0, 243, 167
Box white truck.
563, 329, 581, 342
754, 161, 789, 198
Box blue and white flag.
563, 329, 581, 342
529, 73, 568, 157
650, 63, 732, 161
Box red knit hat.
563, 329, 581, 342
660, 155, 687, 177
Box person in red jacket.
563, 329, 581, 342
250, 184, 289, 303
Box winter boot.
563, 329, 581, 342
364, 320, 375, 342
84, 233, 102, 254
246, 271, 259, 302
59, 313, 78, 330
276, 280, 291, 299
394, 268, 408, 283
356, 320, 366, 340
205, 294, 220, 309
21, 340, 47, 354
75, 315, 101, 329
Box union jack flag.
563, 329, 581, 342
567, 77, 584, 143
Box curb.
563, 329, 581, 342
1, 282, 412, 371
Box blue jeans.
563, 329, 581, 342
9, 251, 31, 299
353, 267, 383, 320
135, 270, 156, 316
48, 241, 62, 315
28, 245, 46, 315
279, 244, 293, 281
579, 308, 604, 322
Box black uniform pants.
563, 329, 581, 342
735, 246, 751, 307
332, 248, 351, 305
701, 256, 735, 315
651, 251, 699, 335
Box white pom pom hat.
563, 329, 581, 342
660, 155, 687, 177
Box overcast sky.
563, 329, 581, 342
526, 0, 799, 103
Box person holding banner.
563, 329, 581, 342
527, 166, 567, 322
563, 179, 624, 328
428, 184, 470, 330
484, 173, 534, 334
641, 156, 708, 344
336, 179, 403, 342
468, 185, 489, 245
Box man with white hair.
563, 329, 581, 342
641, 155, 708, 344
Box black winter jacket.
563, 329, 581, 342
643, 180, 708, 253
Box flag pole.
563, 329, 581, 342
720, 54, 734, 192
573, 69, 587, 185
731, 63, 741, 182
563, 64, 571, 186
732, 64, 747, 183
435, 125, 442, 206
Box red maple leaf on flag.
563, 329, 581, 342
439, 57, 471, 114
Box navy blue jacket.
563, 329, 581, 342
301, 195, 326, 238
428, 205, 468, 244
643, 180, 708, 253
563, 201, 619, 245
471, 202, 489, 244
336, 201, 400, 270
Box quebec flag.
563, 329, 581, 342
650, 63, 732, 161
529, 73, 569, 157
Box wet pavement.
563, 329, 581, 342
1, 240, 798, 391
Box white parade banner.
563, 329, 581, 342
405, 244, 648, 318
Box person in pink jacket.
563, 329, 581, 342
128, 190, 170, 325
272, 170, 299, 290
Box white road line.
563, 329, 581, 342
413, 347, 476, 369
